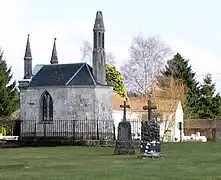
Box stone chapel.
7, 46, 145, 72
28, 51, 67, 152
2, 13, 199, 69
18, 11, 113, 138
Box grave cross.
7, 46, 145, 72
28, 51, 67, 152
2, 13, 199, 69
143, 100, 157, 121
120, 100, 130, 121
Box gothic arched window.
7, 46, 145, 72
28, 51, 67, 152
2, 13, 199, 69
94, 31, 97, 48
98, 32, 101, 48
102, 33, 104, 48
40, 91, 53, 121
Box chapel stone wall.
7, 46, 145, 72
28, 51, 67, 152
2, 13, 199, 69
20, 85, 113, 139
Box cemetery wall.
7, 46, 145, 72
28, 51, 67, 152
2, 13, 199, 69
1, 139, 142, 148
184, 119, 221, 141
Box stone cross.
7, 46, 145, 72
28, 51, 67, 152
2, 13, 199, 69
141, 100, 163, 158
120, 100, 130, 121
114, 99, 135, 155
143, 100, 157, 121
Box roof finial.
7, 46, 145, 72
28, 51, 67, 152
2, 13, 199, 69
50, 37, 58, 64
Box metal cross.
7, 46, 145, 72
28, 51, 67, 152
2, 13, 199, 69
143, 100, 157, 121
120, 100, 130, 121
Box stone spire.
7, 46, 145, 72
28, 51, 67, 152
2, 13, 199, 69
92, 11, 106, 85
93, 11, 105, 31
50, 38, 58, 64
24, 34, 32, 79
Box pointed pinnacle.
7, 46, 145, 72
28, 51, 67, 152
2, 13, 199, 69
93, 11, 105, 31
50, 38, 58, 64
24, 34, 32, 60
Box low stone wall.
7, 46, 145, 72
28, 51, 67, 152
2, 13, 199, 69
0, 140, 21, 148
83, 139, 140, 148
1, 138, 141, 148
0, 140, 7, 148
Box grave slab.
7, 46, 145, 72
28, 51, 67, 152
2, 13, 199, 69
114, 100, 135, 155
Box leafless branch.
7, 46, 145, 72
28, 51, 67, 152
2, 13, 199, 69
153, 76, 188, 110
120, 35, 172, 97
106, 52, 116, 66
152, 76, 187, 141
80, 40, 116, 66
80, 41, 93, 66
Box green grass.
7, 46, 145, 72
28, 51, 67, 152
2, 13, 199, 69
1, 142, 221, 180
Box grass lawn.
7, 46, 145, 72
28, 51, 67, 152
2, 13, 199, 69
0, 142, 221, 180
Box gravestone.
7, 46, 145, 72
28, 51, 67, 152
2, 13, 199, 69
140, 100, 163, 158
114, 101, 135, 155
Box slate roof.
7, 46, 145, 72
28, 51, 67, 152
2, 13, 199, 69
29, 63, 103, 87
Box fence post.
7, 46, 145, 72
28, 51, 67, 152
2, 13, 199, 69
85, 116, 88, 139
35, 120, 37, 138
19, 120, 22, 140
113, 123, 116, 140
72, 119, 75, 144
96, 118, 99, 140
43, 122, 46, 138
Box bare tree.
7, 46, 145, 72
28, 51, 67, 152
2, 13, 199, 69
80, 41, 116, 66
153, 76, 187, 113
152, 76, 187, 141
161, 115, 174, 142
105, 52, 116, 66
80, 41, 93, 65
120, 35, 172, 97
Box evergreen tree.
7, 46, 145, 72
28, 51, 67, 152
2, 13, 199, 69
198, 74, 221, 119
0, 50, 19, 118
106, 64, 127, 98
161, 53, 200, 118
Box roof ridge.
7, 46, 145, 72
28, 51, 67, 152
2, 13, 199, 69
65, 63, 86, 85
85, 64, 96, 85
31, 64, 45, 79
44, 62, 86, 66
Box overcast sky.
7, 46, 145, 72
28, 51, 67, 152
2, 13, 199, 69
1, 0, 221, 91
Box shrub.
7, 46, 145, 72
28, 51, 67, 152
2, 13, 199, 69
74, 139, 87, 146
0, 126, 7, 135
